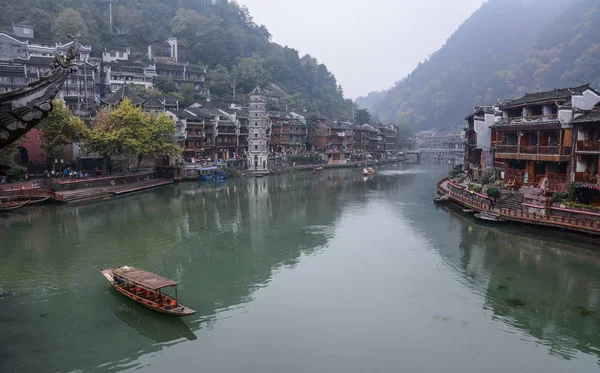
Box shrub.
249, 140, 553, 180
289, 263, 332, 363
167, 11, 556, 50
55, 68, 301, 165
551, 192, 569, 203
7, 165, 27, 181
448, 164, 463, 178
569, 182, 578, 201
487, 187, 500, 199
563, 201, 600, 213
468, 183, 482, 193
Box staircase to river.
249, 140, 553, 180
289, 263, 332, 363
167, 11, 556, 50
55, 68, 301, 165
496, 191, 525, 211
57, 188, 112, 203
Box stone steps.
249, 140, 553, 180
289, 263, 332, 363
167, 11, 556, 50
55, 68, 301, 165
60, 188, 112, 203
496, 192, 525, 211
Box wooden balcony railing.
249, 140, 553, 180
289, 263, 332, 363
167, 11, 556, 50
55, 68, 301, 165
575, 172, 599, 184
576, 140, 600, 152
498, 114, 559, 126
496, 145, 518, 153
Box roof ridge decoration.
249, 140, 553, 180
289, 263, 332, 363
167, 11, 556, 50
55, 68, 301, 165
0, 35, 80, 149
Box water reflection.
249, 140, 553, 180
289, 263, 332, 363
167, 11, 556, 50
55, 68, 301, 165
439, 203, 600, 361
1, 168, 407, 373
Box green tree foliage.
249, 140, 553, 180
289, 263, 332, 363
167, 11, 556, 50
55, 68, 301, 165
395, 124, 414, 150
39, 99, 87, 163
84, 100, 179, 172
207, 65, 233, 99
153, 76, 177, 94
360, 0, 600, 132
233, 54, 269, 93
84, 108, 120, 174
173, 84, 197, 107
52, 8, 89, 41
355, 109, 371, 125
3, 0, 351, 120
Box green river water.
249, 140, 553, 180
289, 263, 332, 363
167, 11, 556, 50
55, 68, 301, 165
2, 164, 600, 372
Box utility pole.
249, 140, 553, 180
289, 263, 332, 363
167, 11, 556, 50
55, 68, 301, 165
105, 0, 116, 29
231, 74, 236, 102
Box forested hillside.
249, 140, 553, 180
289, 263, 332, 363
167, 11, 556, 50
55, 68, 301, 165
357, 0, 600, 131
1, 0, 352, 119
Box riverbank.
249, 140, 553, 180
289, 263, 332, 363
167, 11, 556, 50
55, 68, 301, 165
0, 159, 404, 208
437, 178, 600, 237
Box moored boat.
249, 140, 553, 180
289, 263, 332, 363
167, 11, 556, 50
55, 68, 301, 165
100, 266, 195, 317
0, 199, 29, 211
362, 167, 375, 176
474, 212, 505, 222
313, 167, 324, 174
433, 194, 450, 203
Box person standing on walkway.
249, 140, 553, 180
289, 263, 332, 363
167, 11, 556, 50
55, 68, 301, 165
489, 196, 495, 210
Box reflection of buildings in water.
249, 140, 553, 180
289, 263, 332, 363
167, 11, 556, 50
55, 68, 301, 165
442, 205, 600, 361
247, 179, 270, 256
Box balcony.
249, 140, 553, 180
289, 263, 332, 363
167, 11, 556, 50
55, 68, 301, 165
497, 114, 559, 127
575, 172, 599, 184
495, 145, 569, 161
576, 140, 600, 153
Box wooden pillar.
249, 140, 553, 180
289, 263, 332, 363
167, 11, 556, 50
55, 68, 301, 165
559, 129, 563, 154
536, 129, 540, 154
517, 130, 521, 156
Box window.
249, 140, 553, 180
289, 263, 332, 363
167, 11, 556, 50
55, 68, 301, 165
255, 133, 257, 138
119, 52, 124, 57
0, 77, 9, 83
110, 51, 116, 57
14, 77, 25, 84
255, 145, 258, 150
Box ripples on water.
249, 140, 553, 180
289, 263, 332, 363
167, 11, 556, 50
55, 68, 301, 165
2, 165, 600, 372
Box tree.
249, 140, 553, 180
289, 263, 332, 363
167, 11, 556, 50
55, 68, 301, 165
233, 53, 270, 93
40, 99, 87, 165
153, 77, 177, 94
207, 65, 233, 99
27, 8, 53, 38
85, 100, 181, 172
355, 109, 371, 125
84, 108, 122, 174
52, 9, 89, 41
174, 84, 197, 107
396, 124, 415, 150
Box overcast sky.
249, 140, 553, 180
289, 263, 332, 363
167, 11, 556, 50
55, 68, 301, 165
238, 0, 485, 99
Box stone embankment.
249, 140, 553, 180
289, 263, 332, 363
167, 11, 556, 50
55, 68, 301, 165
438, 178, 600, 237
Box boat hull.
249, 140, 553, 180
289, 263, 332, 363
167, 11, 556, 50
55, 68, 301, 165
100, 268, 196, 317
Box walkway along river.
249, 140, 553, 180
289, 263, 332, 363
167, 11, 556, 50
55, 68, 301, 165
1, 164, 600, 372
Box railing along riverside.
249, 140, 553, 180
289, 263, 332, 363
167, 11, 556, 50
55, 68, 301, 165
443, 179, 600, 234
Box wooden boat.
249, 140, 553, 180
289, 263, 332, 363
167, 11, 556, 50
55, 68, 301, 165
0, 199, 29, 211
313, 167, 324, 174
26, 196, 51, 205
101, 266, 196, 317
362, 167, 375, 176
474, 212, 505, 222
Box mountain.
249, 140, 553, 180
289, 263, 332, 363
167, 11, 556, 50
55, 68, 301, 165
1, 0, 352, 119
357, 0, 600, 132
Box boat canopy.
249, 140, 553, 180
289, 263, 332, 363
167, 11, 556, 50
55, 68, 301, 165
197, 166, 218, 171
113, 266, 178, 290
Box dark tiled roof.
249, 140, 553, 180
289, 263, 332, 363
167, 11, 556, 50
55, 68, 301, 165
21, 56, 53, 66
573, 112, 600, 124
186, 107, 220, 117
144, 96, 165, 108
501, 85, 591, 108
101, 85, 145, 106
465, 106, 495, 120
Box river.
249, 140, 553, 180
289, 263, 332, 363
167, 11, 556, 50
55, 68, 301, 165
1, 164, 600, 373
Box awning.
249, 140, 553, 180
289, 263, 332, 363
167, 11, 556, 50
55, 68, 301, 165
112, 266, 178, 290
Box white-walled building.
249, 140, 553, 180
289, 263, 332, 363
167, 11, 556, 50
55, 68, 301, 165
248, 87, 270, 172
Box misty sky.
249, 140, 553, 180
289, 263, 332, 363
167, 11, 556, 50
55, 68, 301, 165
239, 0, 485, 99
